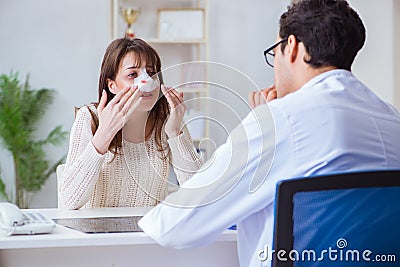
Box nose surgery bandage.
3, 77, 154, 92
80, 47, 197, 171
133, 68, 160, 92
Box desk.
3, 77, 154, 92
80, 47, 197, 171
0, 207, 239, 267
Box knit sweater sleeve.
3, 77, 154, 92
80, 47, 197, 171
60, 106, 106, 209
167, 125, 203, 185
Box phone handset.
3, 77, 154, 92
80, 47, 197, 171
0, 202, 56, 236
0, 202, 25, 226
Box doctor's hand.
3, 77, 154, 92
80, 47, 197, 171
248, 85, 277, 109
92, 86, 141, 154
162, 85, 186, 139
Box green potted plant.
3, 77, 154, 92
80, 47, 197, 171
0, 72, 68, 208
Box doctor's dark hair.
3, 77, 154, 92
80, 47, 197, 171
279, 0, 366, 70
90, 38, 169, 155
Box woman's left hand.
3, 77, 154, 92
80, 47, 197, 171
162, 84, 186, 138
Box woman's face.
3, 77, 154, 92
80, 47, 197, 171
108, 52, 160, 112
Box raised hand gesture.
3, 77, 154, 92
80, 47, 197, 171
162, 85, 186, 138
92, 86, 141, 154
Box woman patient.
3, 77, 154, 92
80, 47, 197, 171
60, 38, 202, 209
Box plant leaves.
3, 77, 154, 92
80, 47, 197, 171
0, 168, 11, 201
0, 71, 68, 201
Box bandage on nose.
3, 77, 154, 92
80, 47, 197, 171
133, 68, 160, 92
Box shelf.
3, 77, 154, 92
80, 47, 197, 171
175, 88, 209, 93
145, 38, 206, 44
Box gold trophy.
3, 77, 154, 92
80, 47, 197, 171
121, 8, 140, 38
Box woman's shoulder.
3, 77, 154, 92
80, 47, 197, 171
75, 103, 98, 119
72, 104, 99, 134
71, 103, 99, 135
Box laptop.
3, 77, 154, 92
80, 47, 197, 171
54, 216, 143, 233
272, 170, 400, 267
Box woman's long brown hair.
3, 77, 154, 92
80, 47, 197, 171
89, 38, 169, 155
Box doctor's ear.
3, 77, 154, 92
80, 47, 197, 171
287, 35, 301, 63
107, 78, 117, 94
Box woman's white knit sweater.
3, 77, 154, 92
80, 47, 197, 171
60, 105, 202, 209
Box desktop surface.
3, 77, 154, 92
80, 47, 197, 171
0, 207, 239, 267
0, 206, 237, 249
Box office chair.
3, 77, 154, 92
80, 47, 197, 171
56, 163, 66, 208
272, 170, 400, 267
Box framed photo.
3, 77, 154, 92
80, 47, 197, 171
158, 8, 205, 40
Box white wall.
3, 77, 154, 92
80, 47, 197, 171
209, 0, 287, 89
0, 0, 110, 207
0, 0, 398, 208
207, 0, 289, 145
394, 0, 400, 109
350, 0, 395, 105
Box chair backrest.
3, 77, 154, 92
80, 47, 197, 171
272, 170, 400, 267
56, 164, 66, 208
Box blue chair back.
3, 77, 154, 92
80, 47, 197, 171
272, 170, 400, 267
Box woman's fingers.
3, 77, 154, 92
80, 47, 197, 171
108, 86, 131, 107
162, 85, 187, 138
162, 84, 173, 100
98, 90, 108, 112
122, 86, 141, 115
162, 85, 183, 108
169, 87, 184, 102
119, 85, 138, 107
162, 84, 186, 115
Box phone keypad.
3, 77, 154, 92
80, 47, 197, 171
24, 212, 53, 225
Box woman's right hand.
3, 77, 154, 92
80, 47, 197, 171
92, 85, 141, 154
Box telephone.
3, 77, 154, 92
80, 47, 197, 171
0, 202, 56, 236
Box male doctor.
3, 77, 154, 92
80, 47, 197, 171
139, 0, 400, 266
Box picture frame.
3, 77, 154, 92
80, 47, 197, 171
157, 8, 205, 40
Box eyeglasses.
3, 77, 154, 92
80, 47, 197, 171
263, 38, 288, 68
